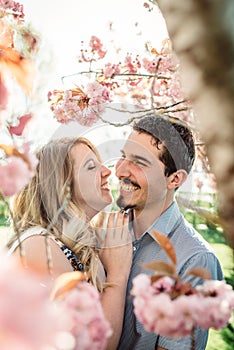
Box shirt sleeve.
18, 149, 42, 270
180, 251, 224, 285
157, 326, 208, 349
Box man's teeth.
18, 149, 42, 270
121, 181, 138, 192
101, 184, 109, 190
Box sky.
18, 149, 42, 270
21, 0, 168, 80
16, 0, 169, 145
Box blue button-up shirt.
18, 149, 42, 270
117, 201, 223, 350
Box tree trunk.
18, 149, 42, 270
156, 0, 234, 248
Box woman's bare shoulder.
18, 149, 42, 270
14, 233, 73, 276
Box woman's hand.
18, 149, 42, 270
97, 211, 133, 282
97, 211, 133, 349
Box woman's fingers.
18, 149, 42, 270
98, 211, 133, 277
101, 211, 131, 248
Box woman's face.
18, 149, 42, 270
70, 143, 112, 219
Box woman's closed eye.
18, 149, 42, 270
88, 165, 96, 170
86, 159, 97, 170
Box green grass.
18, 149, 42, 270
207, 327, 233, 350
206, 243, 234, 350
183, 209, 234, 350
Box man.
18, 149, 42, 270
115, 115, 223, 350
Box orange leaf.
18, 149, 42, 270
0, 46, 35, 94
50, 271, 86, 300
187, 267, 211, 280
151, 48, 158, 55
142, 260, 176, 277
0, 19, 14, 47
0, 144, 31, 169
72, 86, 85, 96
150, 274, 166, 283
0, 73, 8, 110
152, 230, 177, 265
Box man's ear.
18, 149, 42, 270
167, 170, 188, 190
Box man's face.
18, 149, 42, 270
115, 131, 170, 214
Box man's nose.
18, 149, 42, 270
115, 158, 131, 178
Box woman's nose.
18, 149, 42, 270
101, 164, 111, 177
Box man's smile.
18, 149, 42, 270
119, 178, 140, 193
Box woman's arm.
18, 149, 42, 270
98, 211, 133, 350
14, 235, 73, 281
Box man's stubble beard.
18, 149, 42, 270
116, 195, 136, 211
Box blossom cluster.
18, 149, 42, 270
60, 281, 112, 350
0, 249, 70, 350
0, 1, 40, 198
79, 35, 107, 62
48, 35, 191, 128
0, 249, 112, 350
0, 0, 24, 21
0, 141, 38, 197
76, 36, 190, 118
131, 274, 234, 338
48, 81, 111, 126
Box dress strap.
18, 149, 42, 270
8, 226, 84, 273
52, 237, 84, 273
7, 226, 46, 255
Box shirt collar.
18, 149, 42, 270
145, 201, 181, 241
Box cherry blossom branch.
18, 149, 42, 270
95, 102, 193, 128
109, 72, 170, 80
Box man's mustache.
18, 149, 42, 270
122, 178, 139, 188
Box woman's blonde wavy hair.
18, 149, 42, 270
9, 137, 103, 290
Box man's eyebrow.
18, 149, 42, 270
120, 149, 152, 166
132, 154, 152, 165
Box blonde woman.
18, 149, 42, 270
8, 136, 132, 349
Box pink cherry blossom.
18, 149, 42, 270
142, 57, 158, 74
151, 276, 174, 294
48, 81, 111, 126
157, 54, 178, 74
103, 63, 121, 78
8, 114, 32, 136
0, 249, 70, 350
89, 36, 103, 52
0, 156, 34, 197
197, 279, 234, 298
171, 295, 199, 337
131, 274, 234, 339
125, 55, 141, 73
89, 36, 106, 59
86, 81, 104, 98
131, 273, 152, 296
0, 0, 25, 20
62, 281, 112, 350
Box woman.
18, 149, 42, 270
8, 136, 132, 349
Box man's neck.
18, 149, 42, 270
132, 199, 174, 240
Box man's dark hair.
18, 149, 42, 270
133, 115, 195, 176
